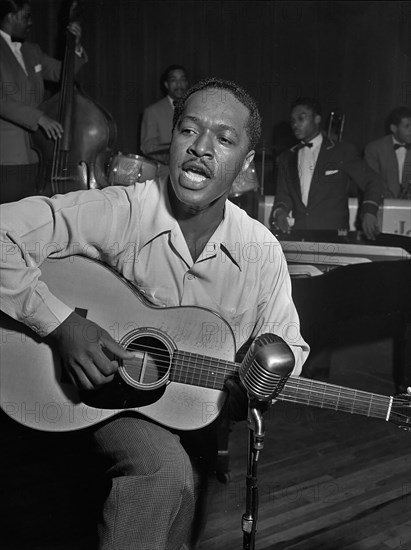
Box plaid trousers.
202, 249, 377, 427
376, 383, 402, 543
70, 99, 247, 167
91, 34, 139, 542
91, 413, 211, 550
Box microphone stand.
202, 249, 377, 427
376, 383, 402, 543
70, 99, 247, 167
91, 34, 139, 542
242, 398, 266, 550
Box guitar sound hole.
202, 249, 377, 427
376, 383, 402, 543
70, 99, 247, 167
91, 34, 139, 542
122, 336, 171, 387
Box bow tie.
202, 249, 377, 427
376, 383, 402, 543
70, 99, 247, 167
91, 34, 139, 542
394, 143, 410, 151
299, 142, 313, 149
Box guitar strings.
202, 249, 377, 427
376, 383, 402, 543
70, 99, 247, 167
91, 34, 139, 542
120, 341, 395, 415
124, 341, 390, 399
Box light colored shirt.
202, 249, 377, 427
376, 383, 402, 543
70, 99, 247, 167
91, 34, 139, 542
298, 133, 323, 205
0, 29, 27, 74
393, 136, 407, 183
0, 180, 309, 374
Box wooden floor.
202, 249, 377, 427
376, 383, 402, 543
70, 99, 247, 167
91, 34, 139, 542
1, 338, 410, 550
201, 339, 411, 550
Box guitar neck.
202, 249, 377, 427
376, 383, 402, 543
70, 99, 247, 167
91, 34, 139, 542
276, 376, 392, 421
170, 351, 392, 422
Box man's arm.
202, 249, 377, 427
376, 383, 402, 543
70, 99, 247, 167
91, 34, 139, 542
253, 236, 310, 376
39, 21, 87, 83
0, 32, 86, 134
0, 191, 134, 389
225, 232, 309, 421
363, 142, 380, 175
270, 153, 293, 232
343, 143, 383, 239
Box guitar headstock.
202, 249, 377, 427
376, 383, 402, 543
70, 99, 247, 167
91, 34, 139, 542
390, 394, 411, 431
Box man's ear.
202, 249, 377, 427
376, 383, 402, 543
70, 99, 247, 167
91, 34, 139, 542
241, 150, 255, 173
6, 12, 15, 25
314, 114, 322, 126
164, 81, 169, 92
389, 123, 398, 137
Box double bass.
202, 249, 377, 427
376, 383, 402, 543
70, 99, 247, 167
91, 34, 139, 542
33, 1, 116, 196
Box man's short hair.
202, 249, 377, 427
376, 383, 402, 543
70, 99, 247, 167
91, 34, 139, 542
386, 106, 411, 129
172, 77, 262, 151
290, 97, 322, 117
161, 64, 187, 84
0, 0, 28, 21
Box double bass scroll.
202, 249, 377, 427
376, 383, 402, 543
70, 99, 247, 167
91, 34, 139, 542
33, 1, 117, 196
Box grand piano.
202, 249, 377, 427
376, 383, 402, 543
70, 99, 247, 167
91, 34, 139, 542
275, 230, 411, 393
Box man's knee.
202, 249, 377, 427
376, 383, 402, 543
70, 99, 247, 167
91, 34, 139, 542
95, 416, 195, 499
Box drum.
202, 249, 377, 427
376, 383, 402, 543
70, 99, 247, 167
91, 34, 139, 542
229, 160, 259, 198
108, 153, 158, 186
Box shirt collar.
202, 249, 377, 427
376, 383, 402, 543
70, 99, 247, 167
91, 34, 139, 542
139, 179, 242, 270
392, 135, 406, 147
0, 29, 21, 51
139, 177, 179, 248
304, 132, 323, 149
196, 203, 242, 270
167, 95, 175, 109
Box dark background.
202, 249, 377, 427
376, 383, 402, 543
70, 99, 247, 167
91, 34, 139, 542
29, 0, 411, 192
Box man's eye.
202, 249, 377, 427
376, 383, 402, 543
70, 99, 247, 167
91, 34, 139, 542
219, 136, 233, 145
181, 127, 195, 135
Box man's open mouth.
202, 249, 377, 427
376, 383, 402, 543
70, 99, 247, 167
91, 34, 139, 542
182, 162, 213, 182
184, 169, 207, 183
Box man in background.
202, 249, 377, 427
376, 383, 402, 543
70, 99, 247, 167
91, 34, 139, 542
270, 97, 382, 239
364, 106, 411, 199
140, 64, 188, 177
0, 0, 86, 203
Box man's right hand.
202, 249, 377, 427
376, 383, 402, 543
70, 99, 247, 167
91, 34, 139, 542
271, 207, 290, 233
49, 311, 136, 391
38, 115, 64, 140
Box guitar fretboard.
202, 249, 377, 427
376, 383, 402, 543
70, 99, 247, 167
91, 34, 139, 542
277, 376, 391, 420
170, 350, 392, 421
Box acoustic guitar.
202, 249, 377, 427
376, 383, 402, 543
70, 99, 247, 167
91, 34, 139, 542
1, 256, 410, 432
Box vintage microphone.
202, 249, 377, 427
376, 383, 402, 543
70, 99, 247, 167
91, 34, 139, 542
239, 333, 295, 550
239, 333, 295, 402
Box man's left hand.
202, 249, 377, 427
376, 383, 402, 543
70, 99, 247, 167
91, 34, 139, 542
361, 212, 379, 240
67, 22, 82, 45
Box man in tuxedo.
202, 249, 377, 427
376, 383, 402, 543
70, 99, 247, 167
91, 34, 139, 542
0, 0, 86, 203
364, 106, 411, 198
140, 64, 188, 176
270, 97, 382, 239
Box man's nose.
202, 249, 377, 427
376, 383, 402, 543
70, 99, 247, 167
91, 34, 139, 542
188, 131, 214, 157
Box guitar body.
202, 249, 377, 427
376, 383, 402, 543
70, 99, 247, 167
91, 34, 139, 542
2, 256, 410, 434
0, 256, 235, 432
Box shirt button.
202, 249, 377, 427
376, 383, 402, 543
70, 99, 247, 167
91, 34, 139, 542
187, 274, 195, 280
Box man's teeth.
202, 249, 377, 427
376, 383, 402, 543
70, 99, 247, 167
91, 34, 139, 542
185, 170, 207, 183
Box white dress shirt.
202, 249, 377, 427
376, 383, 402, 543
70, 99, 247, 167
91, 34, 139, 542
392, 136, 407, 183
298, 133, 323, 205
